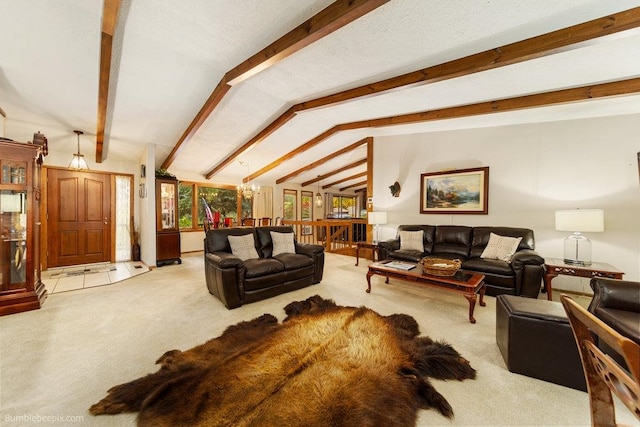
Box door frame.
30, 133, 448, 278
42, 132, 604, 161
41, 167, 133, 270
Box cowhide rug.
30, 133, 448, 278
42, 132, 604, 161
90, 295, 476, 426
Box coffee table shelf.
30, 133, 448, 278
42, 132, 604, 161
366, 261, 486, 324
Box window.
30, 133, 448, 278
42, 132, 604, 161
301, 191, 313, 235
283, 189, 297, 220
331, 194, 357, 218
178, 182, 240, 230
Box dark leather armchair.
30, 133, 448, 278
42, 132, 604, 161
588, 277, 640, 345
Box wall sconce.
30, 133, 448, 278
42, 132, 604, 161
139, 183, 147, 198
69, 130, 89, 170
555, 209, 604, 266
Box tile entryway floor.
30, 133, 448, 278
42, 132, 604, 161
42, 261, 150, 294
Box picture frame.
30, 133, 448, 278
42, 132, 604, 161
420, 166, 489, 214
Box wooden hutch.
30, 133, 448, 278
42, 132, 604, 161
0, 134, 48, 315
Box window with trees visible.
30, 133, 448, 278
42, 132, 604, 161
178, 182, 240, 230
283, 189, 297, 221
301, 191, 313, 234
331, 194, 357, 218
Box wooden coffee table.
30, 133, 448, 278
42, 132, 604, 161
366, 261, 486, 324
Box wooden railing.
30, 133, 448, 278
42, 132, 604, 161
282, 219, 368, 255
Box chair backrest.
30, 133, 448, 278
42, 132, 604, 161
561, 295, 640, 426
260, 217, 272, 226
242, 218, 255, 226
274, 217, 282, 226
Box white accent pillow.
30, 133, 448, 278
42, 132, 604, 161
227, 234, 259, 261
480, 233, 522, 262
399, 230, 424, 252
270, 231, 296, 256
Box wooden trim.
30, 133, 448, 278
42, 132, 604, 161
340, 180, 367, 191
225, 0, 390, 86
245, 77, 640, 181
276, 137, 369, 184
301, 158, 367, 187
164, 0, 389, 172
211, 7, 640, 180
367, 137, 374, 205
96, 0, 121, 163
323, 171, 367, 189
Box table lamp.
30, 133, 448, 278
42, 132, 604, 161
555, 209, 604, 266
367, 211, 387, 244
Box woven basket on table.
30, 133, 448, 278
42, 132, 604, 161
419, 258, 461, 277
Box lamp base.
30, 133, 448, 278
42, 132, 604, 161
563, 232, 592, 266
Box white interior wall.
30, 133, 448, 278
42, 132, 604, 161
373, 114, 640, 294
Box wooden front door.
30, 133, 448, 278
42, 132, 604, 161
47, 169, 111, 267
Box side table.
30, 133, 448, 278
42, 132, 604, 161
355, 242, 379, 266
543, 257, 624, 301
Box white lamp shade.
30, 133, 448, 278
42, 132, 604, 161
555, 209, 604, 232
367, 211, 388, 225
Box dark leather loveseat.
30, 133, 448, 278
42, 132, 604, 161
588, 277, 640, 346
204, 226, 324, 309
378, 225, 545, 297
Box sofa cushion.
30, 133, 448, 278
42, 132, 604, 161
243, 258, 284, 279
271, 231, 296, 256
481, 233, 522, 262
400, 230, 424, 252
228, 234, 259, 261
471, 227, 535, 258
274, 253, 313, 270
433, 226, 472, 258
389, 250, 425, 263
463, 257, 514, 276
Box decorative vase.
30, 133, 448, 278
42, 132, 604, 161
132, 243, 141, 261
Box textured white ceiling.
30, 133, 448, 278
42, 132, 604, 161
1, 0, 640, 192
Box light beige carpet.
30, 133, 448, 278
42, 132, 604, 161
0, 253, 636, 426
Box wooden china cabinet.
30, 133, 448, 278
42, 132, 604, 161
155, 176, 181, 266
0, 135, 48, 316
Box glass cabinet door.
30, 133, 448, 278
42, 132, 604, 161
2, 161, 27, 185
160, 182, 176, 230
1, 190, 27, 291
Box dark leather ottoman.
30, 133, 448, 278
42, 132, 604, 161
496, 294, 586, 391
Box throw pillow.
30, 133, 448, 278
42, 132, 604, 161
480, 233, 522, 262
227, 234, 259, 261
399, 230, 424, 252
271, 231, 296, 256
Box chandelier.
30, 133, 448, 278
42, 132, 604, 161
238, 161, 259, 200
69, 130, 89, 170
238, 182, 259, 200
315, 176, 323, 207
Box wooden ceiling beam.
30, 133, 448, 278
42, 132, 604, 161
246, 77, 640, 181
301, 158, 367, 187
161, 0, 389, 171
323, 171, 368, 189
275, 136, 370, 184
340, 180, 367, 192
95, 0, 121, 163
218, 6, 640, 179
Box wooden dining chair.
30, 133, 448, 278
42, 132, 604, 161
260, 217, 272, 226
241, 218, 255, 226
561, 295, 640, 426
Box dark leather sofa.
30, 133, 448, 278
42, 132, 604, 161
588, 277, 640, 346
378, 225, 545, 297
204, 226, 324, 309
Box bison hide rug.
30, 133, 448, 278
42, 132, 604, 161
90, 295, 476, 426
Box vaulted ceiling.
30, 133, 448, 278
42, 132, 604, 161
2, 0, 640, 193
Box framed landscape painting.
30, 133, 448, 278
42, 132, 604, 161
420, 167, 489, 214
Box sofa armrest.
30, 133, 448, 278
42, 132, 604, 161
511, 250, 545, 298
511, 249, 544, 266
295, 243, 324, 257
378, 238, 400, 260
205, 252, 244, 269
588, 278, 640, 313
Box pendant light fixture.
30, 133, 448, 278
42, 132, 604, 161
315, 176, 323, 208
237, 161, 259, 200
69, 130, 89, 170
